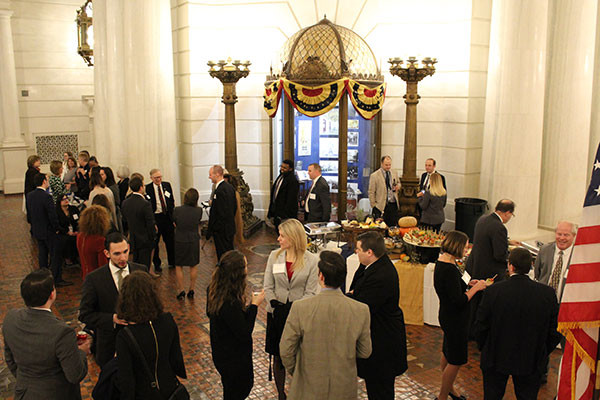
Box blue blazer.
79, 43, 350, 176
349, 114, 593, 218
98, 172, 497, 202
26, 188, 59, 240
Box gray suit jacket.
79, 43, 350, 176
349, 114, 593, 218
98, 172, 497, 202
280, 289, 372, 400
3, 308, 88, 400
417, 192, 447, 225
534, 242, 573, 300
264, 249, 319, 313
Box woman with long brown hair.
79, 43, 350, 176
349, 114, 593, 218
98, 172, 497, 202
116, 271, 187, 400
263, 218, 319, 399
77, 205, 110, 278
207, 250, 265, 400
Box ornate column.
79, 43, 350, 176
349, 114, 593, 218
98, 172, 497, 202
479, 0, 549, 239
539, 0, 598, 228
208, 59, 262, 236
388, 57, 437, 217
0, 9, 28, 194
93, 0, 179, 197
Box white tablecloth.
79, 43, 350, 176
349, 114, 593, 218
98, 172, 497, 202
423, 263, 440, 327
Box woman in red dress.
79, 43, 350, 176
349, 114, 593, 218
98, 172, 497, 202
77, 205, 111, 278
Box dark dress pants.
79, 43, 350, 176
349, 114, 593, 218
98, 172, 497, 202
214, 232, 234, 261
364, 376, 396, 400
383, 201, 399, 228
153, 213, 175, 267
483, 369, 541, 400
133, 246, 153, 269
218, 361, 253, 400
37, 234, 62, 282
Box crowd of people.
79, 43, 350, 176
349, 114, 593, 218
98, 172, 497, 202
6, 150, 577, 400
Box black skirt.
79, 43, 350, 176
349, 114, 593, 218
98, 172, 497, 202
174, 240, 199, 267
265, 302, 292, 357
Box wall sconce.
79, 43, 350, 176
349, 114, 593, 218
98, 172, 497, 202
76, 0, 93, 66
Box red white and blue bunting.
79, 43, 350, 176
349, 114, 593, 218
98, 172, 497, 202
263, 78, 386, 120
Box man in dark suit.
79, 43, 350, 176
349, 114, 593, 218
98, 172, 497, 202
145, 168, 175, 272
207, 165, 237, 260
79, 232, 148, 367
466, 199, 518, 337
268, 159, 299, 230
3, 269, 91, 400
302, 163, 331, 222
419, 158, 446, 191
26, 173, 71, 287
466, 199, 518, 282
348, 231, 408, 399
75, 152, 91, 200
475, 248, 561, 399
121, 177, 156, 270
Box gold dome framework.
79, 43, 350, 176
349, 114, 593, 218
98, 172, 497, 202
267, 18, 384, 220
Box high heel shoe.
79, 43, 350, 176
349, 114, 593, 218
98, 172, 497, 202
176, 291, 186, 300
449, 393, 467, 400
187, 290, 195, 299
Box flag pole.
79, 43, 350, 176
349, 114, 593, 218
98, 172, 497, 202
594, 327, 600, 400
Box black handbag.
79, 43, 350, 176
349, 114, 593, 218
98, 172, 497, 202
124, 323, 190, 400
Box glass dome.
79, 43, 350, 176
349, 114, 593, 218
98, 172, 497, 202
268, 17, 383, 85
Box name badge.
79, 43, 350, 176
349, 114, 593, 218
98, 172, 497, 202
273, 263, 286, 274
462, 270, 471, 285
309, 193, 316, 200
164, 191, 171, 198
73, 214, 79, 220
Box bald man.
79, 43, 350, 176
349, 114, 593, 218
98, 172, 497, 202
534, 221, 577, 301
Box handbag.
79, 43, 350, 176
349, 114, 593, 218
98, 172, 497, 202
124, 323, 190, 400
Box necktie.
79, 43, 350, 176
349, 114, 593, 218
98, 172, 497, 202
549, 250, 564, 293
385, 171, 391, 189
305, 179, 315, 212
157, 185, 167, 213
116, 268, 125, 291
273, 175, 284, 202
424, 174, 430, 189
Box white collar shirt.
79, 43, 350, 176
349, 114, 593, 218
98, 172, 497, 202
551, 244, 574, 299
153, 183, 163, 214
109, 261, 129, 291
305, 176, 321, 212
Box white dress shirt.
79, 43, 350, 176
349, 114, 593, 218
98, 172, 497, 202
305, 176, 320, 212
109, 261, 130, 291
550, 244, 573, 299
153, 183, 163, 214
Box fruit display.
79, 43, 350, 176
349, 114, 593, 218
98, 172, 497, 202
403, 229, 446, 247
341, 217, 387, 230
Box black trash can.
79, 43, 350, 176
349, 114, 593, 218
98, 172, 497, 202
454, 198, 488, 241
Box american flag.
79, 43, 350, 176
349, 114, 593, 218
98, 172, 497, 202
557, 142, 600, 400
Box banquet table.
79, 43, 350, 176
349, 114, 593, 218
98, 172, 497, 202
345, 255, 440, 326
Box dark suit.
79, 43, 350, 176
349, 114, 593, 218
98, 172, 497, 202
145, 181, 175, 268
268, 171, 299, 229
24, 167, 39, 197
466, 213, 508, 281
465, 213, 509, 338
26, 188, 62, 280
303, 175, 331, 222
79, 262, 148, 367
75, 164, 90, 200
207, 180, 237, 260
475, 274, 561, 399
419, 171, 446, 191
3, 308, 88, 400
348, 255, 408, 399
121, 193, 156, 268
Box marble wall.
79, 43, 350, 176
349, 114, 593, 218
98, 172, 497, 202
8, 0, 94, 165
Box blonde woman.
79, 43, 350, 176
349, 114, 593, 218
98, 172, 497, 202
417, 172, 447, 232
264, 218, 319, 400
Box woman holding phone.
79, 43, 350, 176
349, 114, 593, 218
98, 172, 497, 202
434, 230, 487, 400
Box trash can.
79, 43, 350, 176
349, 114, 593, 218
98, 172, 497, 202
454, 198, 488, 241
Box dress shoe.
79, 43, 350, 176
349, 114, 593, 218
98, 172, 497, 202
55, 280, 73, 287
187, 290, 195, 299
176, 291, 186, 300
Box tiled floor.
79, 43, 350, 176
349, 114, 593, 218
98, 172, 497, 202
0, 193, 560, 399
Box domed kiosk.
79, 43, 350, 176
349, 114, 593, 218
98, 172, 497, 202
264, 18, 386, 220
